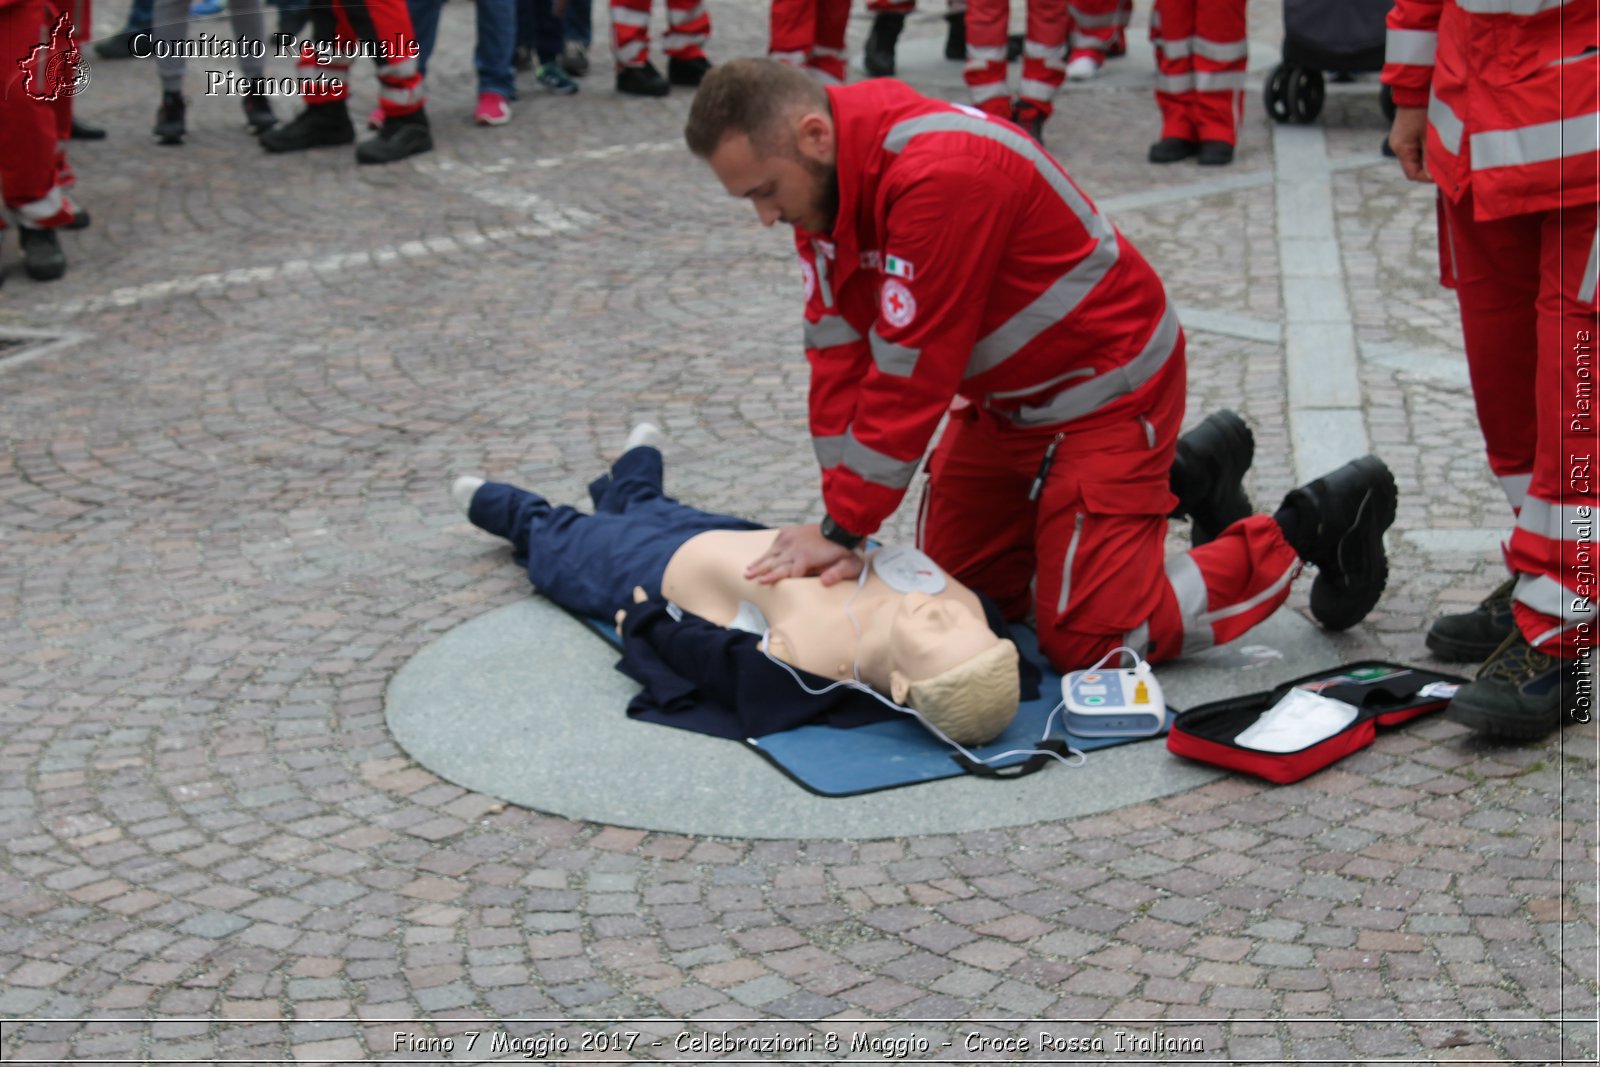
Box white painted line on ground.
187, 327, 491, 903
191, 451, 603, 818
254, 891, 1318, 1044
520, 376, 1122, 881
1360, 340, 1472, 389
1175, 306, 1282, 345
1099, 171, 1275, 215
0, 328, 92, 375
1402, 528, 1506, 555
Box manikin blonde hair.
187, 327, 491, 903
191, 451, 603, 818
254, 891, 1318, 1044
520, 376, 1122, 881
901, 638, 1021, 745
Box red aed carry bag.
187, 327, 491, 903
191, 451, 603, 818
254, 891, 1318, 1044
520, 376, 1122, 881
1166, 661, 1469, 784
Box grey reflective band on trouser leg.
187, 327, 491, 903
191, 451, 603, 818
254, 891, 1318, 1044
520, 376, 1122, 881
842, 432, 921, 490
1067, 4, 1120, 26
1165, 552, 1213, 656
1471, 112, 1600, 171
610, 7, 651, 25
1581, 224, 1599, 306
812, 434, 846, 469
1385, 28, 1436, 65
1515, 499, 1596, 542
1198, 561, 1299, 627
869, 330, 921, 377
1005, 301, 1181, 427
1428, 92, 1464, 154
1455, 0, 1571, 13
1515, 573, 1595, 622
804, 314, 862, 350
1193, 71, 1248, 91
1020, 79, 1064, 102
1057, 513, 1084, 615
1499, 472, 1531, 512
1123, 621, 1151, 659
1159, 35, 1249, 62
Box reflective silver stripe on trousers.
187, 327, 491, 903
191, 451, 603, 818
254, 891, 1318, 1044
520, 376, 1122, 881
670, 3, 705, 24
378, 83, 425, 105
1428, 91, 1464, 155
1385, 27, 1436, 65
1194, 70, 1247, 91
17, 187, 64, 223
1006, 301, 1181, 426
1067, 4, 1119, 26
1057, 513, 1085, 615
610, 7, 651, 25
1472, 111, 1600, 171
1070, 32, 1111, 51
804, 314, 862, 350
842, 432, 921, 490
813, 433, 846, 469
1456, 0, 1571, 13
1019, 78, 1063, 102
1157, 35, 1249, 61
1515, 573, 1594, 621
1515, 499, 1595, 542
1530, 617, 1584, 648
663, 33, 706, 49
1156, 72, 1194, 93
869, 329, 920, 376
1123, 620, 1150, 659
1198, 561, 1298, 626
378, 57, 418, 78
966, 45, 1007, 62
615, 40, 647, 62
1581, 222, 1600, 305
1501, 472, 1531, 512
970, 81, 1012, 103
1165, 552, 1213, 655
812, 241, 834, 309
1024, 39, 1067, 60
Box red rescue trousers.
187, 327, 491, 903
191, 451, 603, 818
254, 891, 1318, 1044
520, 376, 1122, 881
1151, 0, 1246, 144
963, 0, 1067, 118
0, 0, 78, 227
918, 346, 1302, 673
769, 0, 849, 83
294, 0, 425, 117
1066, 0, 1125, 66
611, 0, 709, 69
1439, 191, 1600, 659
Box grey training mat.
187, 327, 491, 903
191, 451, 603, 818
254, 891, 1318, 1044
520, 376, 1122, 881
386, 596, 1345, 839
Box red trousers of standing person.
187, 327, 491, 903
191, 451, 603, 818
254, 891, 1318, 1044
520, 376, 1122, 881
917, 362, 1302, 673
769, 0, 849, 82
1440, 191, 1600, 658
1065, 0, 1124, 68
963, 0, 1067, 119
0, 0, 78, 228
1151, 0, 1246, 144
294, 0, 425, 117
611, 0, 709, 69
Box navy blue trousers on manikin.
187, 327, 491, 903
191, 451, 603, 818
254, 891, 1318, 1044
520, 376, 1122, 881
467, 447, 764, 619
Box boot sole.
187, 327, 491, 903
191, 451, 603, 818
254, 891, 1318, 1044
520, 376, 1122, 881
1181, 409, 1255, 545
1442, 697, 1559, 741
1311, 456, 1397, 631
1423, 627, 1510, 663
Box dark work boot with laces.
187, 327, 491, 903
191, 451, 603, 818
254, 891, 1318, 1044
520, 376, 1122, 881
259, 100, 355, 152
1444, 628, 1580, 740
1169, 410, 1254, 545
1276, 455, 1398, 631
355, 109, 432, 164
1426, 576, 1517, 661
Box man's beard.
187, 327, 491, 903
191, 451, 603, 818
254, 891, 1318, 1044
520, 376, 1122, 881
802, 156, 840, 234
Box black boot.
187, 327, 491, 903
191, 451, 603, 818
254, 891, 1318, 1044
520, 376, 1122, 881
1196, 140, 1235, 166
1011, 103, 1045, 143
93, 28, 141, 59
1444, 628, 1580, 741
1427, 576, 1517, 661
944, 11, 965, 60
259, 100, 355, 152
667, 56, 711, 87
241, 79, 279, 132
355, 109, 432, 164
19, 226, 67, 281
1277, 455, 1397, 631
153, 91, 186, 145
1148, 136, 1198, 163
1170, 410, 1254, 546
70, 118, 106, 140
616, 61, 670, 96
863, 12, 904, 77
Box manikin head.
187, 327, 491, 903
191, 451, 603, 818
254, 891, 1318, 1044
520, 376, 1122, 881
684, 58, 841, 235
883, 593, 1021, 745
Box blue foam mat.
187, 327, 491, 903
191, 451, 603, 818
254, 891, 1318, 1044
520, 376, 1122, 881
581, 614, 1171, 798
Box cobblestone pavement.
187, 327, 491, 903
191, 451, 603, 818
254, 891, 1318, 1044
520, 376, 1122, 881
1, 0, 1597, 1060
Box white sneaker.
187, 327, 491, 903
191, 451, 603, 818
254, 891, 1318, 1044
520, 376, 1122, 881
623, 422, 667, 454
1066, 54, 1102, 80
451, 476, 485, 515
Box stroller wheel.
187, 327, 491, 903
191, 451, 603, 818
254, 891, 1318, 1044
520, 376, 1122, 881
1289, 66, 1325, 123
1265, 63, 1293, 123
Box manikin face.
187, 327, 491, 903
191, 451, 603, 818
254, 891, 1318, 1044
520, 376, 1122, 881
706, 124, 840, 235
886, 592, 1000, 691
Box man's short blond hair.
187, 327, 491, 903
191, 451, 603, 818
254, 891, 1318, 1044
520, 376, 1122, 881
905, 639, 1021, 745
683, 57, 829, 159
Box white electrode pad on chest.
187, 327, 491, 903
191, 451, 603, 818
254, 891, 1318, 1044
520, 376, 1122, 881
871, 544, 948, 595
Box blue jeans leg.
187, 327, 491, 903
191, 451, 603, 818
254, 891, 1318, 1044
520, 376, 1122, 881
474, 0, 518, 96
406, 0, 443, 73
562, 0, 590, 46
127, 0, 155, 31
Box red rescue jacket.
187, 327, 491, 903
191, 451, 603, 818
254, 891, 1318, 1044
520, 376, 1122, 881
1382, 0, 1599, 219
799, 79, 1181, 536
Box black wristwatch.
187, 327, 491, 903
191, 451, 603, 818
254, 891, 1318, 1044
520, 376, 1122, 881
820, 514, 865, 550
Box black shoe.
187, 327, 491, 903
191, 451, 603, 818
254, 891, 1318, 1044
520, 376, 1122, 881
667, 55, 711, 87
276, 6, 308, 38
1444, 629, 1578, 741
153, 91, 186, 145
1426, 576, 1517, 662
259, 101, 355, 152
93, 28, 141, 59
1005, 33, 1023, 61
355, 110, 432, 164
863, 12, 904, 77
1148, 136, 1198, 163
1011, 103, 1045, 143
70, 118, 106, 140
241, 80, 278, 131
63, 208, 91, 230
944, 11, 965, 60
1279, 455, 1398, 631
19, 226, 67, 281
1197, 139, 1235, 165
1170, 410, 1254, 546
513, 43, 534, 71
616, 61, 670, 96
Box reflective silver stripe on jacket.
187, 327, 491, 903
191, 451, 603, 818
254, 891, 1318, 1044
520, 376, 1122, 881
1385, 28, 1437, 65
813, 433, 846, 469
1164, 553, 1213, 655
842, 432, 920, 490
1471, 111, 1600, 171
1455, 0, 1571, 14
1515, 572, 1595, 621
1002, 301, 1181, 427
869, 329, 921, 376
1428, 90, 1464, 154
1515, 499, 1595, 542
1158, 35, 1249, 62
812, 240, 834, 309
804, 314, 862, 350
1581, 224, 1599, 305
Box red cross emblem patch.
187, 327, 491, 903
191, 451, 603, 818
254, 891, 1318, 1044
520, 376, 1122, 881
881, 279, 916, 329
